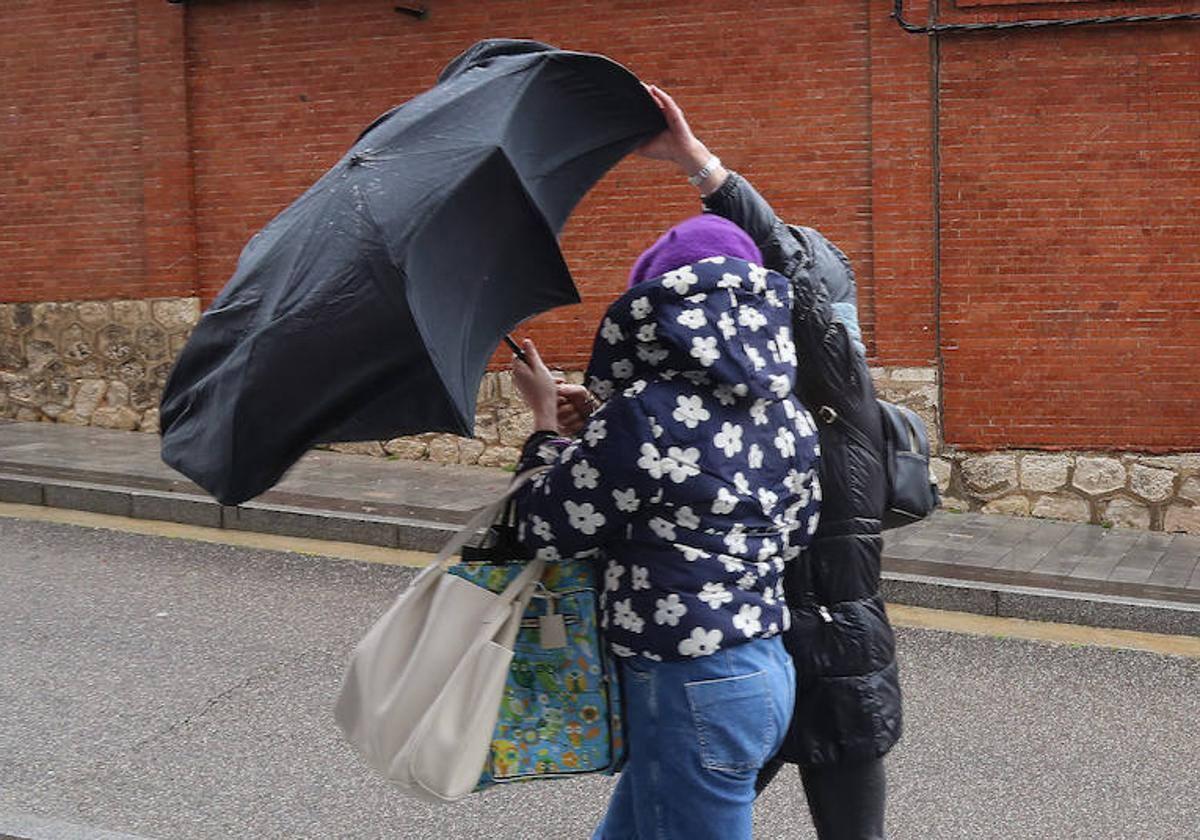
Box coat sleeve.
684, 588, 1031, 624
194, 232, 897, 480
702, 172, 869, 410
511, 398, 659, 561
702, 172, 865, 357
702, 171, 805, 279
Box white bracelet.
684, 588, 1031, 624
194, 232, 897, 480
687, 155, 721, 187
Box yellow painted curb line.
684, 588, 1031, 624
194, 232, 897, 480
5, 500, 1199, 658
890, 603, 1200, 659
0, 501, 432, 568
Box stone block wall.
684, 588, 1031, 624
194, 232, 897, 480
0, 298, 199, 432
4, 326, 1197, 536
934, 451, 1200, 535
324, 370, 586, 471
873, 366, 1200, 536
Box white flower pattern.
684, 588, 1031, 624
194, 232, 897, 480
531, 515, 553, 542
564, 500, 605, 535
509, 256, 819, 661
674, 505, 701, 530
648, 516, 677, 541
748, 444, 764, 469
714, 421, 744, 458
612, 487, 640, 512
712, 486, 739, 515
732, 604, 763, 637
690, 336, 720, 367
636, 342, 670, 366
676, 544, 711, 563
749, 399, 769, 426
738, 306, 768, 332
661, 266, 699, 293
717, 311, 737, 339
584, 419, 607, 447
768, 374, 791, 399
677, 308, 707, 330
605, 560, 624, 592
663, 447, 701, 483
679, 627, 724, 658
630, 565, 651, 591
601, 317, 623, 345
571, 460, 599, 490
698, 581, 734, 609
672, 395, 710, 429
774, 427, 797, 458
655, 594, 688, 627
724, 524, 748, 556
613, 598, 645, 633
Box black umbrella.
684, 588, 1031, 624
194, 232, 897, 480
159, 39, 664, 505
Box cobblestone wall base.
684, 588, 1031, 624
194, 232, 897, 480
1, 298, 198, 433
4, 322, 1195, 536
870, 367, 1200, 536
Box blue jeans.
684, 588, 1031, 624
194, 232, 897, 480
593, 636, 795, 840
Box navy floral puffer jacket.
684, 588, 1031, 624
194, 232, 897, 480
513, 257, 821, 662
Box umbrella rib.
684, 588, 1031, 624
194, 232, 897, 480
354, 180, 470, 435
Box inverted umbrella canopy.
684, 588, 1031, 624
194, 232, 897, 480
160, 40, 664, 505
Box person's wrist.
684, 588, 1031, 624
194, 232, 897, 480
532, 402, 558, 432
675, 140, 711, 176
696, 165, 729, 198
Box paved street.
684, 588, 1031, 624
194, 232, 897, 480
2, 515, 1199, 840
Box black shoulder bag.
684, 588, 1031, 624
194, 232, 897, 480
877, 400, 940, 529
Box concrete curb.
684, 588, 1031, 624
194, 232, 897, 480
0, 472, 457, 553
882, 572, 1200, 637
5, 471, 1199, 637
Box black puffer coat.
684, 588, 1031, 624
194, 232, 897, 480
704, 172, 902, 767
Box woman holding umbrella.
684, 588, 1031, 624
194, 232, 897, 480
557, 86, 902, 840
508, 212, 822, 837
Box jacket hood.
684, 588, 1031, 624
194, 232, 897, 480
586, 257, 797, 403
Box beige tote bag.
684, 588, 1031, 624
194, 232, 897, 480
334, 480, 545, 802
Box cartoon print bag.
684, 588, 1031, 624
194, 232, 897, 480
450, 519, 625, 788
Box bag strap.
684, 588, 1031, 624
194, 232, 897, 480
429, 465, 551, 573
492, 556, 546, 647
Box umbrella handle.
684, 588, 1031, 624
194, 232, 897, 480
503, 334, 528, 364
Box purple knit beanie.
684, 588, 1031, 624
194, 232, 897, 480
627, 214, 763, 289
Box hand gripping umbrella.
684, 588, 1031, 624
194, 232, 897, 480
159, 40, 664, 505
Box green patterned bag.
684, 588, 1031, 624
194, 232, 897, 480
448, 553, 625, 788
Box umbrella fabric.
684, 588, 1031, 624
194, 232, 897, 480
160, 39, 664, 505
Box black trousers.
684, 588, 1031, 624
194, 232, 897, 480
756, 756, 887, 840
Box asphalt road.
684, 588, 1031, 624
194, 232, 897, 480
2, 515, 1198, 840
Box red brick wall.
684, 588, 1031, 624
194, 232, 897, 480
3, 0, 1198, 450
0, 1, 146, 301
937, 13, 1200, 451
183, 0, 880, 369
0, 0, 196, 302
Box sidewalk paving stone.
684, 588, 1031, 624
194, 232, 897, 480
3, 419, 1199, 636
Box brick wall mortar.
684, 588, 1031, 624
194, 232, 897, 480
3, 1, 1198, 523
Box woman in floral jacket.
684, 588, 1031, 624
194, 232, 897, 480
630, 84, 901, 840
509, 215, 820, 839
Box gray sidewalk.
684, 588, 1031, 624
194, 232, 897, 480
2, 419, 1199, 636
